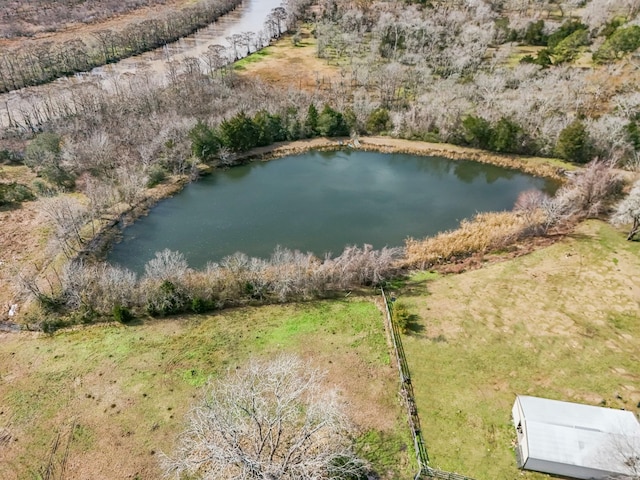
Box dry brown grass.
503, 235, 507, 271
234, 27, 340, 93
357, 137, 571, 181
401, 220, 640, 479
403, 211, 543, 269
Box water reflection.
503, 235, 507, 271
453, 161, 516, 184
108, 150, 558, 273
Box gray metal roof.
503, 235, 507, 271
517, 395, 640, 475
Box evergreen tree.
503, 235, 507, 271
317, 104, 350, 137
490, 117, 526, 153
219, 111, 260, 152
555, 119, 592, 163
304, 103, 319, 138
188, 120, 220, 161
366, 108, 393, 134
462, 115, 492, 149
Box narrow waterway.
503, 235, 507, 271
108, 150, 558, 273
0, 0, 284, 128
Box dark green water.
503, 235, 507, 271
107, 150, 556, 272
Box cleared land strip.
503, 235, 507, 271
381, 288, 478, 480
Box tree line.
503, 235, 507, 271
21, 244, 403, 329
0, 0, 171, 39
189, 103, 350, 158
0, 0, 242, 93
312, 0, 640, 168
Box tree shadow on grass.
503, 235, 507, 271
403, 314, 425, 335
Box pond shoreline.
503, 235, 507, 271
3, 137, 571, 323
238, 136, 571, 181
94, 137, 569, 266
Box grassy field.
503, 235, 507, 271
234, 27, 340, 92
399, 220, 640, 479
0, 299, 413, 480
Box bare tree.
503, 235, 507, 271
41, 196, 90, 258
226, 33, 243, 61
144, 249, 189, 282
611, 179, 640, 240
161, 355, 367, 480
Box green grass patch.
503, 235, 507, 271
401, 220, 640, 479
357, 427, 417, 479
0, 299, 408, 479
233, 47, 273, 70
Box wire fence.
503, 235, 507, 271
380, 288, 477, 480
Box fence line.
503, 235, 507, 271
380, 287, 429, 477
426, 468, 478, 480
380, 288, 477, 480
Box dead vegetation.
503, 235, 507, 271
403, 161, 623, 270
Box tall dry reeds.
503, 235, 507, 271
403, 161, 623, 270
403, 211, 538, 269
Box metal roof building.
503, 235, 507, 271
512, 395, 640, 479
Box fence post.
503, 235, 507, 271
381, 287, 429, 478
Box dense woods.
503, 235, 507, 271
1, 0, 171, 38
2, 0, 640, 326
0, 0, 242, 92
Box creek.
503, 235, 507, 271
0, 0, 284, 128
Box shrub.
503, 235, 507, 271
546, 161, 622, 224
0, 183, 35, 205
555, 120, 593, 164
611, 179, 640, 240
146, 165, 166, 187
366, 108, 393, 134
113, 304, 133, 323
190, 297, 208, 313
552, 29, 589, 63
547, 20, 588, 50
392, 301, 411, 333
145, 280, 188, 316
626, 120, 640, 151
594, 25, 640, 63
0, 149, 20, 164
41, 318, 72, 334
24, 132, 61, 170
520, 49, 552, 67
24, 132, 76, 189
523, 20, 548, 46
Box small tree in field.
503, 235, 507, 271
162, 355, 367, 480
611, 179, 640, 240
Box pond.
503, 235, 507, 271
107, 150, 557, 273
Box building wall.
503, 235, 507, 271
523, 458, 621, 480
512, 399, 529, 465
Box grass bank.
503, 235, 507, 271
398, 220, 640, 479
0, 299, 413, 479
